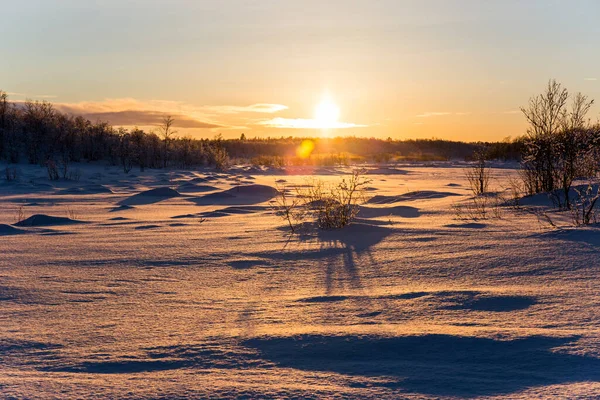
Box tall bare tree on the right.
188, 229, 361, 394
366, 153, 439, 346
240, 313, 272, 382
520, 79, 600, 210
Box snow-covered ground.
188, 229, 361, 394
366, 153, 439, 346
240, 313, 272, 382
1, 163, 599, 399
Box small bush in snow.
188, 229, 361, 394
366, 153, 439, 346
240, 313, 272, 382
275, 169, 371, 232
46, 160, 59, 181
67, 168, 81, 181
570, 184, 600, 226
465, 149, 490, 196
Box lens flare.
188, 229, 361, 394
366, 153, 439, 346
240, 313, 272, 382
296, 139, 315, 159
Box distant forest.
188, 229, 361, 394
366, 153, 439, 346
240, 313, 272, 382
0, 91, 524, 173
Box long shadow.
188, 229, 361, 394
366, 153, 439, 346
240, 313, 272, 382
534, 227, 600, 247
255, 223, 394, 262
314, 223, 393, 295
42, 343, 265, 374
243, 334, 600, 397
367, 190, 461, 204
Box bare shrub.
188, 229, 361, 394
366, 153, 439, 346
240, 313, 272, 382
208, 144, 229, 171
67, 168, 81, 181
4, 165, 18, 181
570, 184, 600, 226
58, 154, 70, 179
465, 149, 490, 196
311, 170, 371, 229
13, 205, 24, 224
453, 197, 487, 220
46, 159, 59, 180
275, 169, 371, 232
66, 206, 78, 220
453, 194, 503, 220
274, 184, 304, 233
505, 176, 524, 209
251, 155, 285, 168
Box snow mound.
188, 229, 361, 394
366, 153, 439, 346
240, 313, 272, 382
224, 184, 279, 197
177, 182, 218, 193
196, 192, 236, 202
190, 176, 218, 183
0, 224, 29, 236
58, 184, 113, 195
139, 187, 180, 197
14, 214, 86, 227
119, 187, 181, 205
199, 206, 267, 218
192, 184, 278, 205
109, 204, 134, 212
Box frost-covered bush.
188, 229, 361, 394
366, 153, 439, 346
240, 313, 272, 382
275, 169, 371, 232
520, 80, 600, 209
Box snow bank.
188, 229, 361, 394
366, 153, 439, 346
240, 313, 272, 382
14, 214, 86, 227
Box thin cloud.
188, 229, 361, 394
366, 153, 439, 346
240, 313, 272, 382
584, 78, 598, 81
416, 111, 471, 118
7, 92, 57, 99
416, 112, 452, 118
204, 103, 288, 114
80, 110, 221, 129
258, 117, 366, 129
51, 98, 289, 129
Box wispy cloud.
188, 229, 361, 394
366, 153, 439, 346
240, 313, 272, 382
258, 117, 366, 129
416, 111, 470, 118
416, 112, 452, 118
584, 78, 598, 81
7, 92, 57, 99
204, 103, 288, 114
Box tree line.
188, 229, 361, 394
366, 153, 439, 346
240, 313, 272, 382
0, 91, 229, 176
0, 88, 581, 177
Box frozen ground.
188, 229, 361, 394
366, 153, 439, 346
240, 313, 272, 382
1, 163, 600, 399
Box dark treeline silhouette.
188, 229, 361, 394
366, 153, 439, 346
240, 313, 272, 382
222, 136, 523, 166
0, 91, 229, 174
0, 91, 524, 174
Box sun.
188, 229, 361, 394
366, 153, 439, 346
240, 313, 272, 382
314, 97, 340, 127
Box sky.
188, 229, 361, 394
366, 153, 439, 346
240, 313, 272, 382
2, 0, 600, 141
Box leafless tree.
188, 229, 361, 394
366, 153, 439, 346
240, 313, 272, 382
521, 79, 569, 139
520, 80, 596, 205
0, 90, 7, 158
158, 115, 177, 168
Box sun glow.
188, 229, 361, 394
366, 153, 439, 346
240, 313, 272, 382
257, 95, 365, 130
314, 97, 341, 127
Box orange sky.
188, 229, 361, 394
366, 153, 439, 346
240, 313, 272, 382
3, 1, 600, 141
